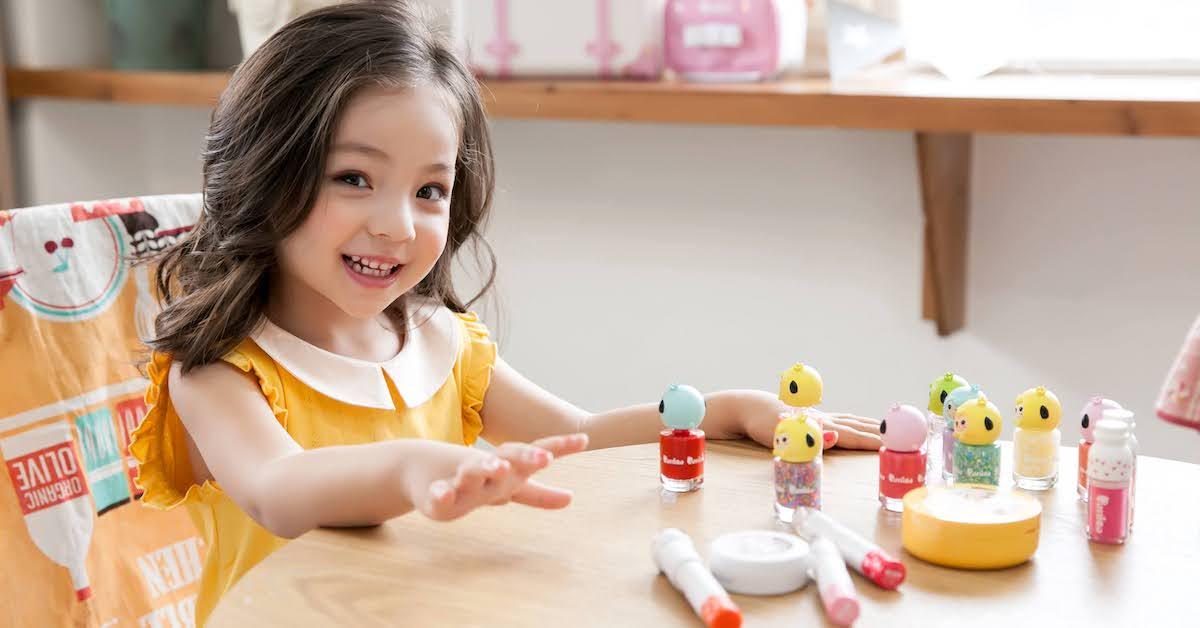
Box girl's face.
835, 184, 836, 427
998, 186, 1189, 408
277, 84, 458, 320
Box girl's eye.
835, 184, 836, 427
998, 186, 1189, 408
336, 173, 370, 188
416, 184, 447, 201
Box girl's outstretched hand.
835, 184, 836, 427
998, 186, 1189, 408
729, 391, 882, 452
818, 413, 883, 450
413, 433, 589, 522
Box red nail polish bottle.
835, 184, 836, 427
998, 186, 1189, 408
659, 384, 706, 493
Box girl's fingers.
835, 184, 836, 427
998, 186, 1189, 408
510, 479, 574, 509
822, 429, 839, 450
530, 433, 589, 458
831, 413, 882, 427
829, 424, 883, 450
424, 480, 460, 521
452, 456, 497, 501
495, 442, 554, 475
830, 416, 882, 435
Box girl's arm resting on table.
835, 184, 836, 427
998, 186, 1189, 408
168, 363, 584, 539
479, 358, 882, 451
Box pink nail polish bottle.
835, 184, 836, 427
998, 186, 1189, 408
1077, 397, 1122, 502
878, 403, 928, 512
1086, 419, 1135, 545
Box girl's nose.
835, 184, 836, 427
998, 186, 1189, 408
367, 200, 416, 243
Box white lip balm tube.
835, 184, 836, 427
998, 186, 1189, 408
652, 528, 743, 628
794, 506, 906, 589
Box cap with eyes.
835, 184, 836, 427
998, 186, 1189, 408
659, 384, 706, 430
1015, 386, 1062, 431
881, 403, 927, 452
943, 384, 983, 421
772, 414, 822, 463
778, 363, 823, 408
1079, 397, 1122, 442
954, 394, 1003, 445
928, 372, 969, 415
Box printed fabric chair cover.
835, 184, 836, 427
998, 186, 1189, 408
0, 194, 205, 627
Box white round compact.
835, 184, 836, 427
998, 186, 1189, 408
709, 530, 811, 596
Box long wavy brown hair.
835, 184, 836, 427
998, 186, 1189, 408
147, 0, 495, 373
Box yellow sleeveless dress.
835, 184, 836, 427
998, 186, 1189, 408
129, 308, 495, 626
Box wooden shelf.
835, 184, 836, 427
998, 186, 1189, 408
8, 67, 1198, 336
7, 67, 1200, 136
6, 68, 230, 107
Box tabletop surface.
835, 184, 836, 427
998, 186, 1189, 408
209, 440, 1195, 627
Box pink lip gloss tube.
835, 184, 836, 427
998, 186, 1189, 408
810, 536, 860, 626
794, 506, 906, 590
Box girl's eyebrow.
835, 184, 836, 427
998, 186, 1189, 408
332, 142, 391, 161
332, 143, 453, 175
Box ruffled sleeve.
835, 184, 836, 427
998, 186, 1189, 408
128, 341, 287, 510
454, 311, 496, 446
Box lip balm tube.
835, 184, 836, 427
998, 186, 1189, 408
652, 528, 742, 628
794, 506, 906, 589
810, 536, 860, 626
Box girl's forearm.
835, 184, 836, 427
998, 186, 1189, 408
582, 391, 749, 450
249, 439, 442, 538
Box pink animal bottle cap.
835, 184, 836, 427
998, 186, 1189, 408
881, 403, 928, 453
1079, 397, 1122, 443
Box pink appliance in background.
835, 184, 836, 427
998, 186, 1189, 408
664, 0, 794, 82
1157, 314, 1200, 432
466, 0, 665, 79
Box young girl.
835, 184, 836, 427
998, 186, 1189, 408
130, 2, 880, 623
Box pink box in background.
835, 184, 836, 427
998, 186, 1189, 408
465, 0, 665, 79
664, 0, 798, 82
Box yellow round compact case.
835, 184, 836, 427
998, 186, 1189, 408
901, 485, 1042, 569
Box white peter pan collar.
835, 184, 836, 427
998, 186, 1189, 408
251, 302, 460, 410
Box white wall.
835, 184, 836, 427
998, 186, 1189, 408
11, 101, 208, 202
479, 121, 1200, 463
4, 3, 1198, 462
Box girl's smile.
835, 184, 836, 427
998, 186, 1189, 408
341, 254, 405, 288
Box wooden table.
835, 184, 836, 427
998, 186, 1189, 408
209, 440, 1194, 626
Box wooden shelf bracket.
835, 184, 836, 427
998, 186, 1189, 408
918, 131, 971, 336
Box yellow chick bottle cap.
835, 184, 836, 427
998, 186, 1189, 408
953, 394, 1002, 446
779, 363, 822, 408
1015, 386, 1062, 432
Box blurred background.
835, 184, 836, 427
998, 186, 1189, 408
2, 0, 1198, 461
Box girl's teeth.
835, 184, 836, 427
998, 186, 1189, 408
347, 257, 397, 278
